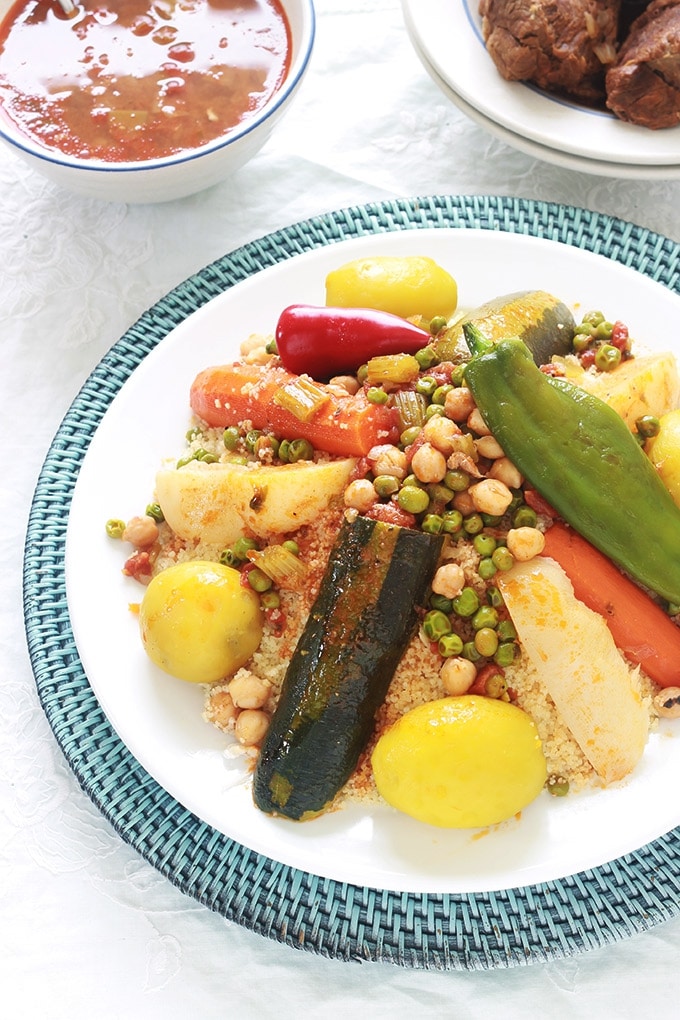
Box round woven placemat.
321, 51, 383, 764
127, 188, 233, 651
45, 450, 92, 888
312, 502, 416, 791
23, 195, 680, 970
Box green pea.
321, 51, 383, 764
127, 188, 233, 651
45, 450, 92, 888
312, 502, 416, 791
176, 452, 197, 468
452, 587, 480, 618
481, 514, 502, 527
594, 343, 621, 372
547, 774, 570, 797
491, 545, 514, 571
497, 619, 517, 642
512, 505, 537, 528
472, 605, 499, 631
594, 320, 614, 341
484, 673, 508, 699
474, 627, 499, 658
432, 384, 453, 405
373, 475, 400, 498
247, 567, 272, 593
494, 642, 517, 667
219, 548, 240, 567
444, 469, 470, 492
400, 426, 421, 447
572, 331, 593, 352
429, 316, 448, 336
145, 502, 164, 523
415, 346, 438, 369
356, 364, 369, 385
636, 414, 660, 439
422, 513, 444, 535
260, 591, 280, 610
195, 448, 218, 463
416, 375, 437, 398
424, 403, 445, 419
463, 513, 484, 535
232, 536, 259, 560
477, 557, 497, 580
278, 439, 291, 462
442, 509, 463, 534
185, 426, 202, 442
397, 485, 430, 514
105, 518, 126, 539
282, 540, 299, 556
265, 338, 278, 355
439, 633, 464, 658
422, 610, 452, 642
486, 586, 504, 608
288, 438, 314, 462
461, 640, 482, 662
255, 435, 279, 459
583, 310, 605, 326
473, 534, 497, 557
223, 426, 240, 451
367, 386, 389, 405
245, 429, 263, 452
430, 594, 453, 614
450, 364, 466, 386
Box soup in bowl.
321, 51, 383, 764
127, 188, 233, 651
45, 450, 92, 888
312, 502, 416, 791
0, 0, 315, 202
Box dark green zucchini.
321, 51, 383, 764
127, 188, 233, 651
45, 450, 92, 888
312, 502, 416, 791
433, 290, 575, 366
253, 515, 444, 820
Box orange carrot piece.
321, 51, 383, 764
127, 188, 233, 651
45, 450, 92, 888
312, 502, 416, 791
541, 521, 680, 688
189, 361, 399, 457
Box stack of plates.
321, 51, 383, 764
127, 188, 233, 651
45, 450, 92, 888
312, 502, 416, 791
402, 0, 680, 180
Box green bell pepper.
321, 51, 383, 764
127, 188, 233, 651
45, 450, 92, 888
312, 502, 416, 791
463, 329, 680, 605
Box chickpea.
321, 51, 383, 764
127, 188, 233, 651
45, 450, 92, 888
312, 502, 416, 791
468, 478, 513, 516
122, 515, 159, 549
467, 407, 491, 436
440, 656, 477, 696
329, 375, 360, 395
228, 669, 271, 709
432, 562, 465, 599
422, 415, 461, 456
367, 443, 408, 479
474, 435, 504, 460
204, 689, 238, 731
411, 442, 448, 483
653, 687, 680, 719
240, 333, 271, 364
488, 457, 523, 489
444, 386, 476, 422
453, 490, 476, 516
235, 709, 270, 746
344, 478, 379, 512
506, 527, 546, 561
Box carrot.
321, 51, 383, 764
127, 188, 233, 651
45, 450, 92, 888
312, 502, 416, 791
541, 521, 680, 688
190, 361, 399, 458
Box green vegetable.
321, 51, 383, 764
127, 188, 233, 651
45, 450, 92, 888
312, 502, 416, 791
464, 332, 680, 604
252, 515, 444, 820
434, 290, 575, 365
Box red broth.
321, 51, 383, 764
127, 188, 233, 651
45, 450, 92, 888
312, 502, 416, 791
0, 0, 291, 162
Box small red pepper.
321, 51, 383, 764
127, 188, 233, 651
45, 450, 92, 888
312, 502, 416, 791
275, 304, 431, 380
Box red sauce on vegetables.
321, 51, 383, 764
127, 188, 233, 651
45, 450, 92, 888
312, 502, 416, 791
0, 0, 291, 162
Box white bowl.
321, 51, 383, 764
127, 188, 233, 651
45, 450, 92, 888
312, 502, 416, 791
0, 0, 315, 203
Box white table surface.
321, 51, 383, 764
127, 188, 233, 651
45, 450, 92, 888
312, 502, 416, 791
3, 2, 680, 1016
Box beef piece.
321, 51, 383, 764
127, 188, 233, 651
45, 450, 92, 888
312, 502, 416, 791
606, 0, 680, 128
479, 0, 621, 102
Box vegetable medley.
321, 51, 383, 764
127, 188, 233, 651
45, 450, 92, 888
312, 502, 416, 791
108, 253, 680, 830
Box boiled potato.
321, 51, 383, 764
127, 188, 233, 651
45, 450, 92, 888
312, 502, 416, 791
155, 458, 356, 546
499, 558, 649, 783
325, 256, 458, 321
371, 696, 547, 828
646, 408, 680, 507
139, 561, 263, 684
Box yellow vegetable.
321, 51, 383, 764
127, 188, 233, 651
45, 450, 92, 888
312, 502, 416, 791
646, 408, 680, 508
499, 558, 649, 784
371, 696, 547, 828
325, 255, 458, 321
155, 457, 356, 547
139, 561, 263, 684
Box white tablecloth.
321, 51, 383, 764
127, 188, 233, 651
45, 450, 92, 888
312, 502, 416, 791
3, 2, 680, 1016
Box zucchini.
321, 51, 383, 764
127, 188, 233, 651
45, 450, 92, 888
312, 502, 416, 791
253, 515, 444, 820
433, 290, 575, 365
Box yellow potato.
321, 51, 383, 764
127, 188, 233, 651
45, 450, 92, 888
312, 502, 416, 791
646, 408, 680, 508
371, 696, 547, 828
155, 458, 356, 546
325, 255, 458, 321
139, 560, 263, 684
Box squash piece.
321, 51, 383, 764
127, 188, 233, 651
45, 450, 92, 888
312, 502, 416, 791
498, 557, 649, 784
558, 352, 680, 431
155, 458, 356, 546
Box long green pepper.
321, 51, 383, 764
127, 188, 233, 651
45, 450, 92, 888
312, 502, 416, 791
463, 331, 680, 604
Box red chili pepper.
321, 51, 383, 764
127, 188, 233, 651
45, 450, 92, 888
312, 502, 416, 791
275, 304, 430, 380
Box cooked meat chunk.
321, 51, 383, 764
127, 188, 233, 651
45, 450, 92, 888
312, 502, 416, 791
479, 0, 621, 101
606, 0, 680, 128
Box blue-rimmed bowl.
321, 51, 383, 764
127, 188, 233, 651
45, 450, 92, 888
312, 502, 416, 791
0, 0, 315, 203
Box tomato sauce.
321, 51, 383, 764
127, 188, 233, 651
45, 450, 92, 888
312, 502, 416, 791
0, 0, 291, 162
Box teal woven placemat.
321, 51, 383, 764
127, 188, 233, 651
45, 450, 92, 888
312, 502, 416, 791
23, 195, 680, 970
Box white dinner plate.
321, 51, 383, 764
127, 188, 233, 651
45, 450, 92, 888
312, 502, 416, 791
63, 224, 680, 896
402, 0, 680, 171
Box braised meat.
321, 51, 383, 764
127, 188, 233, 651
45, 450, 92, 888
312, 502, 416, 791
606, 0, 680, 128
479, 0, 621, 102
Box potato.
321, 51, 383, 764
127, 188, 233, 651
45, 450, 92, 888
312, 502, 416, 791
646, 408, 680, 507
155, 458, 356, 546
325, 255, 458, 321
499, 558, 649, 784
559, 352, 680, 431
139, 561, 263, 684
371, 696, 547, 828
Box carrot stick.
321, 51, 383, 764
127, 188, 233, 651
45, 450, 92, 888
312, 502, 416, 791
541, 521, 680, 688
190, 361, 399, 458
